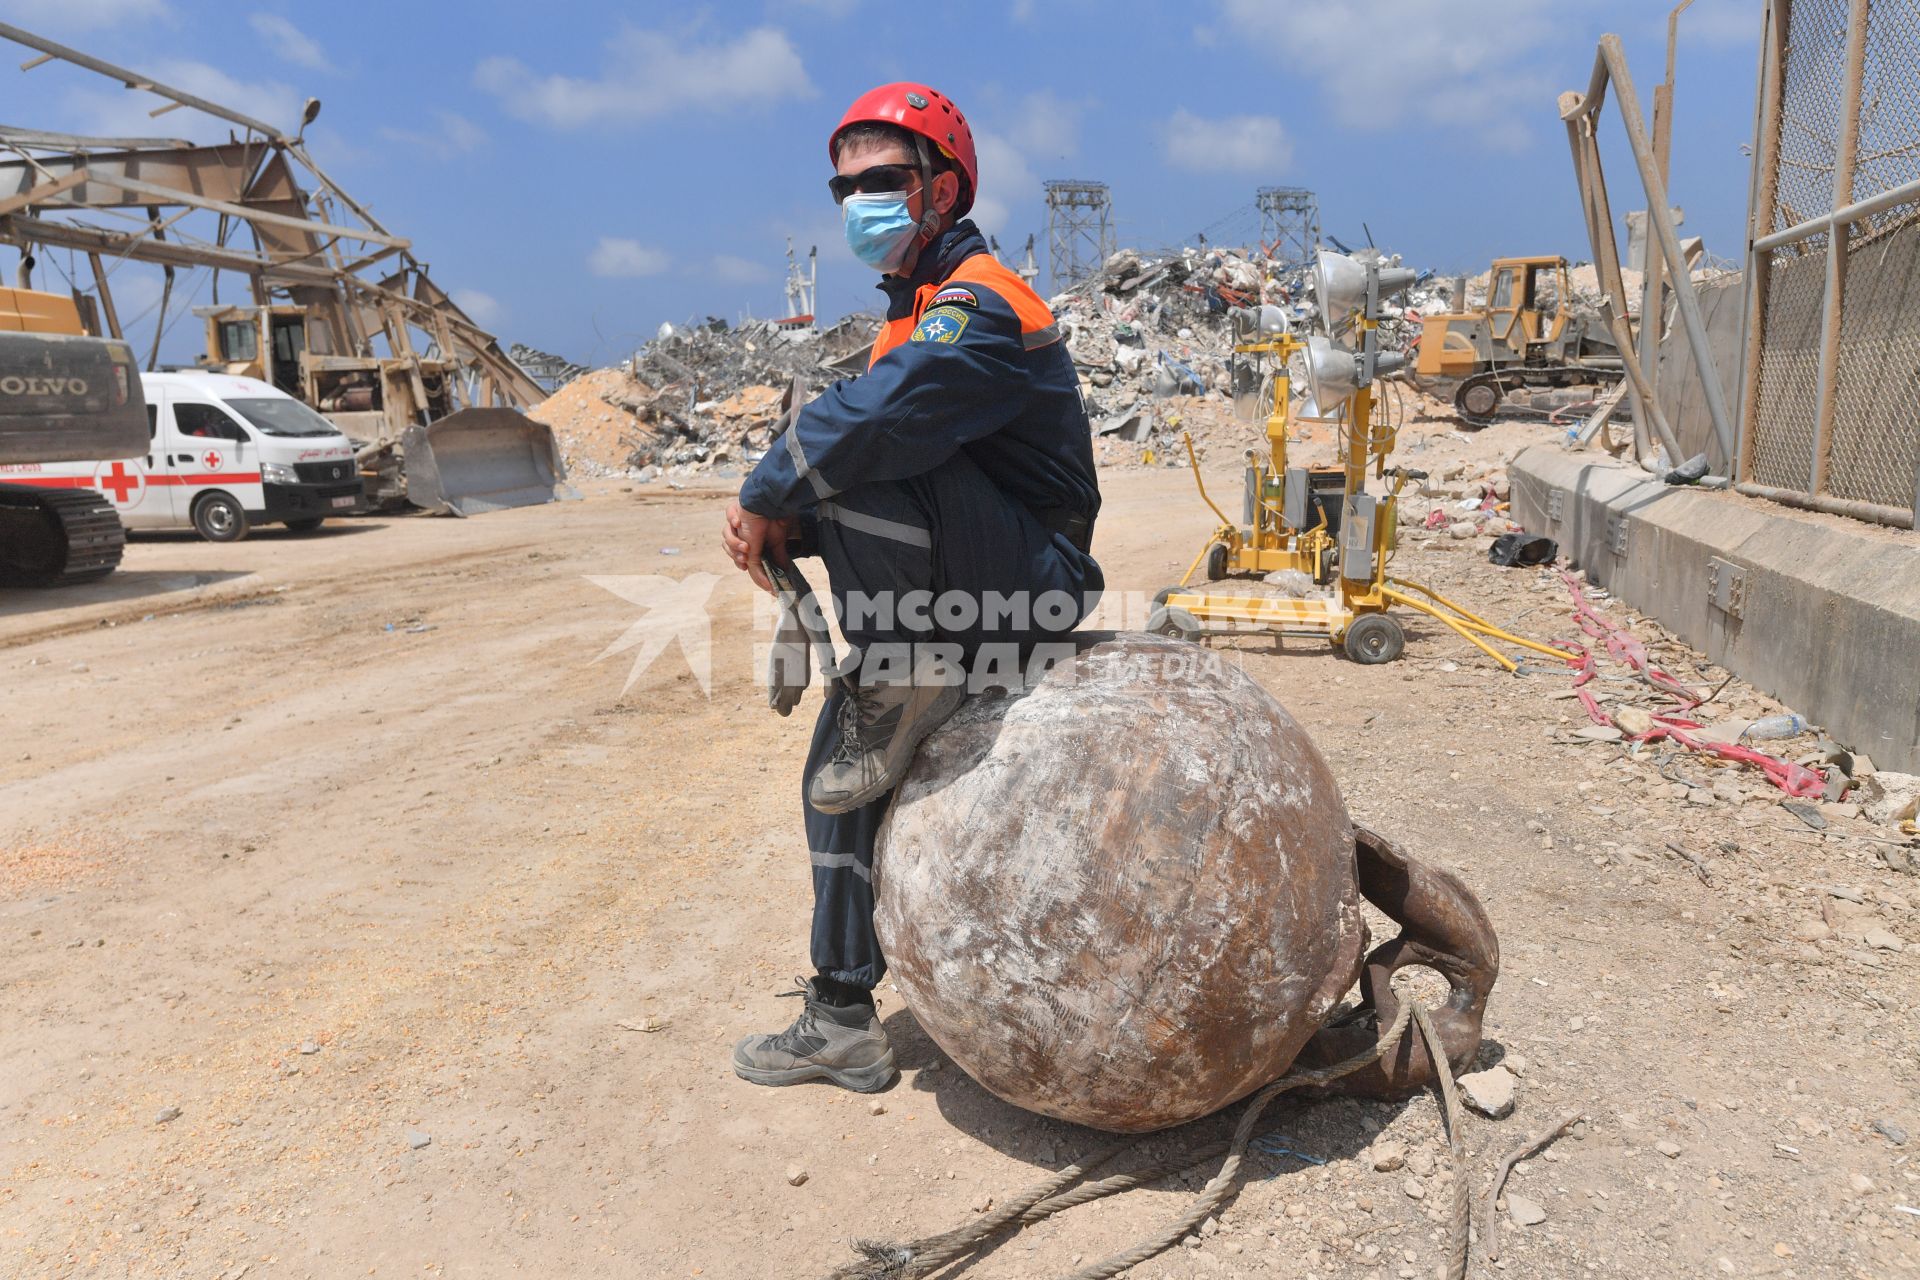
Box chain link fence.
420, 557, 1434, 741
1739, 0, 1920, 526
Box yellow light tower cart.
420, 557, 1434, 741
1149, 250, 1574, 671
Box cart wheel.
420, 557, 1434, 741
1152, 585, 1176, 608
1341, 613, 1405, 665
1204, 541, 1230, 581
1147, 604, 1201, 642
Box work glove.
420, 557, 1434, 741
766, 559, 838, 717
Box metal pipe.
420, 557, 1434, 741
0, 213, 339, 285
1736, 481, 1915, 529
1809, 0, 1872, 498
72, 172, 409, 249
1734, 0, 1785, 487
1598, 34, 1739, 471
1573, 115, 1687, 465
1559, 92, 1657, 466
1750, 174, 1920, 252
86, 250, 121, 338
0, 23, 287, 141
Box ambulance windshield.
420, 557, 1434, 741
229, 397, 341, 438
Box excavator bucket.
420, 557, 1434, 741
400, 408, 579, 517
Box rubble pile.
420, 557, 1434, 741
1048, 243, 1451, 468
528, 314, 884, 482
509, 343, 589, 391
1048, 245, 1285, 468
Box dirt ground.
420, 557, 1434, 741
2, 416, 1916, 1280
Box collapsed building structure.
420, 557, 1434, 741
0, 23, 569, 516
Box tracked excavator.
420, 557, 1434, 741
0, 285, 145, 586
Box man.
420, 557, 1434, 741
721, 83, 1103, 1092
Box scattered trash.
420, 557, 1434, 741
1742, 713, 1810, 742
1783, 802, 1828, 831
616, 1016, 669, 1033
1252, 1134, 1327, 1168
1488, 533, 1557, 567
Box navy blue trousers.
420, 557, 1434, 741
800, 451, 1101, 990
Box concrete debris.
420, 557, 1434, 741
528, 316, 881, 482
509, 343, 591, 392
1459, 1065, 1518, 1118
1505, 1193, 1548, 1226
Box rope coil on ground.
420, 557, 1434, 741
826, 992, 1471, 1280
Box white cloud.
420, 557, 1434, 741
1160, 108, 1292, 174
1008, 90, 1086, 160
1215, 0, 1573, 152
0, 0, 166, 28
57, 59, 302, 142
475, 25, 811, 128
1678, 0, 1761, 49
590, 237, 671, 278
451, 289, 504, 327
710, 254, 772, 284
379, 111, 488, 159
249, 14, 334, 73
967, 129, 1042, 238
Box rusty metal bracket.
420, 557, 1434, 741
1294, 826, 1500, 1098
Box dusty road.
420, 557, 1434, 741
2, 437, 1916, 1279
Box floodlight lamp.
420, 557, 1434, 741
1313, 250, 1367, 323
1305, 335, 1360, 406
1306, 336, 1408, 404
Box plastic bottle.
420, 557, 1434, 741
1741, 713, 1809, 741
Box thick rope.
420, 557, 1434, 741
826, 1000, 1418, 1280
1063, 1001, 1418, 1280
1412, 1002, 1470, 1280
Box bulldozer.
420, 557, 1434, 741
1412, 255, 1623, 428
195, 299, 574, 516
0, 285, 145, 586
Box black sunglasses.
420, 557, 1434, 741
829, 163, 919, 205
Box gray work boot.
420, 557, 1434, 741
807, 656, 965, 815
732, 978, 896, 1093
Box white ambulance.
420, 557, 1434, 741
2, 371, 364, 542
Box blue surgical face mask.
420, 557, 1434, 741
842, 187, 923, 273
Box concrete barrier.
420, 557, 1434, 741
1510, 444, 1920, 772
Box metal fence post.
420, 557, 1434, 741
1808, 0, 1871, 498
1736, 0, 1787, 487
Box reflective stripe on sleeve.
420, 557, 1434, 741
1022, 323, 1062, 350
784, 423, 835, 499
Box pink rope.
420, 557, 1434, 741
1556, 573, 1825, 798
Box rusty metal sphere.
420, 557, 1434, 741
874, 632, 1368, 1133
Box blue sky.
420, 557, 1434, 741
0, 0, 1766, 369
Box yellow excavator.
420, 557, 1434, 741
0, 285, 145, 586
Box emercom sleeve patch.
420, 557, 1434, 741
928, 285, 978, 308
909, 305, 972, 344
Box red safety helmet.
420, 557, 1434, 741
830, 82, 977, 217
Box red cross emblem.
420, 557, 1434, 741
201, 449, 224, 471
94, 460, 143, 505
